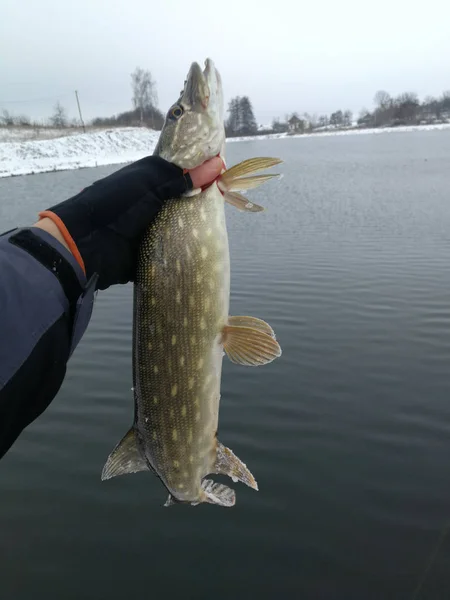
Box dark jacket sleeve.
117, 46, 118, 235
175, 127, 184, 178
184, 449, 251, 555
0, 227, 93, 460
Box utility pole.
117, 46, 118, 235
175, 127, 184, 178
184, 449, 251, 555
75, 90, 86, 133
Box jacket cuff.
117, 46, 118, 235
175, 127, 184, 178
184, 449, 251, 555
30, 227, 87, 285
4, 227, 95, 356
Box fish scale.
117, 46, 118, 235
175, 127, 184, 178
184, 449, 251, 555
101, 58, 282, 507
134, 184, 229, 501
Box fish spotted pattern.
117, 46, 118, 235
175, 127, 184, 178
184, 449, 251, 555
102, 58, 282, 507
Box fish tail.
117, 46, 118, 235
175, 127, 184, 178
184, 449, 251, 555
201, 479, 236, 507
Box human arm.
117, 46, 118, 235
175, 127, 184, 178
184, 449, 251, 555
0, 155, 222, 460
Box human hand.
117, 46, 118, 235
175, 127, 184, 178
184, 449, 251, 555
34, 155, 223, 290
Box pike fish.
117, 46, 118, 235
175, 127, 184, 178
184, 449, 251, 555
102, 58, 282, 507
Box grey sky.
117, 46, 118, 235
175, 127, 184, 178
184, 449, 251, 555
1, 0, 449, 125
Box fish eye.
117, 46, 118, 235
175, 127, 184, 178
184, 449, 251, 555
168, 105, 184, 120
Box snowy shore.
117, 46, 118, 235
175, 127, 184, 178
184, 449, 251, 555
1, 123, 449, 179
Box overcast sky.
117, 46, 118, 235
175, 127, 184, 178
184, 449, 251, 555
1, 0, 449, 125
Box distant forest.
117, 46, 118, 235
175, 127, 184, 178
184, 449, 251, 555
1, 67, 449, 136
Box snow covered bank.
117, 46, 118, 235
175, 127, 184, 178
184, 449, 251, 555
228, 122, 450, 142
0, 128, 160, 178
1, 123, 450, 179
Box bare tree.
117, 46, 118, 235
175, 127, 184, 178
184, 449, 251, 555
131, 67, 158, 125
304, 113, 318, 130
17, 114, 31, 126
394, 92, 419, 123
423, 96, 440, 121
50, 102, 68, 128
1, 109, 15, 126
374, 90, 391, 110
330, 110, 343, 126
271, 118, 288, 134
357, 108, 373, 127
442, 91, 450, 112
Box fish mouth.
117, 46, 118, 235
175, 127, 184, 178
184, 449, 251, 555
182, 62, 209, 109
203, 58, 223, 123
182, 58, 223, 120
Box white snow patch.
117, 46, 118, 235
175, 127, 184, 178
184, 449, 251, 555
0, 126, 104, 144
228, 122, 450, 143
0, 127, 160, 178
1, 123, 450, 179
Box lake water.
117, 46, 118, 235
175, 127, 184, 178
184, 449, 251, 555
1, 131, 450, 599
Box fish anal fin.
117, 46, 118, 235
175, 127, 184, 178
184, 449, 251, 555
222, 324, 282, 366
228, 316, 275, 338
101, 427, 148, 481
164, 494, 177, 507
201, 479, 235, 507
215, 441, 258, 490
224, 191, 264, 212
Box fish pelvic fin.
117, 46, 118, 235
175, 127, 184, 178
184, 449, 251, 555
101, 427, 148, 481
215, 441, 258, 491
218, 157, 282, 212
222, 317, 282, 366
228, 315, 275, 337
201, 479, 236, 507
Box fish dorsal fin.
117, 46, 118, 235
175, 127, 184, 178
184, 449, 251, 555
222, 320, 282, 366
223, 191, 264, 212
101, 427, 149, 481
215, 441, 258, 490
201, 479, 236, 507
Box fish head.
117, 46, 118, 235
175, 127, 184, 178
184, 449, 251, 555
154, 58, 225, 169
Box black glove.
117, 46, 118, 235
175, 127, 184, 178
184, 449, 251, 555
47, 156, 193, 290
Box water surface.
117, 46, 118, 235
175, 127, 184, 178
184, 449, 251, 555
1, 131, 450, 599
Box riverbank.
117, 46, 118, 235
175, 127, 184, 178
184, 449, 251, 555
1, 123, 449, 178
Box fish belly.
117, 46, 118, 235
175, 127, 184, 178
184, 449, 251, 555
133, 184, 230, 502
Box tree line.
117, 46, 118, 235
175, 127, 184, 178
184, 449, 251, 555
1, 74, 450, 135
279, 89, 450, 134
357, 90, 450, 127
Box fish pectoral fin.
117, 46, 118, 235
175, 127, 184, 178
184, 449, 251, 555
223, 191, 264, 212
201, 479, 236, 507
215, 441, 258, 490
220, 157, 282, 181
101, 427, 148, 481
222, 323, 282, 366
228, 316, 276, 338
219, 157, 282, 212
219, 174, 279, 192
